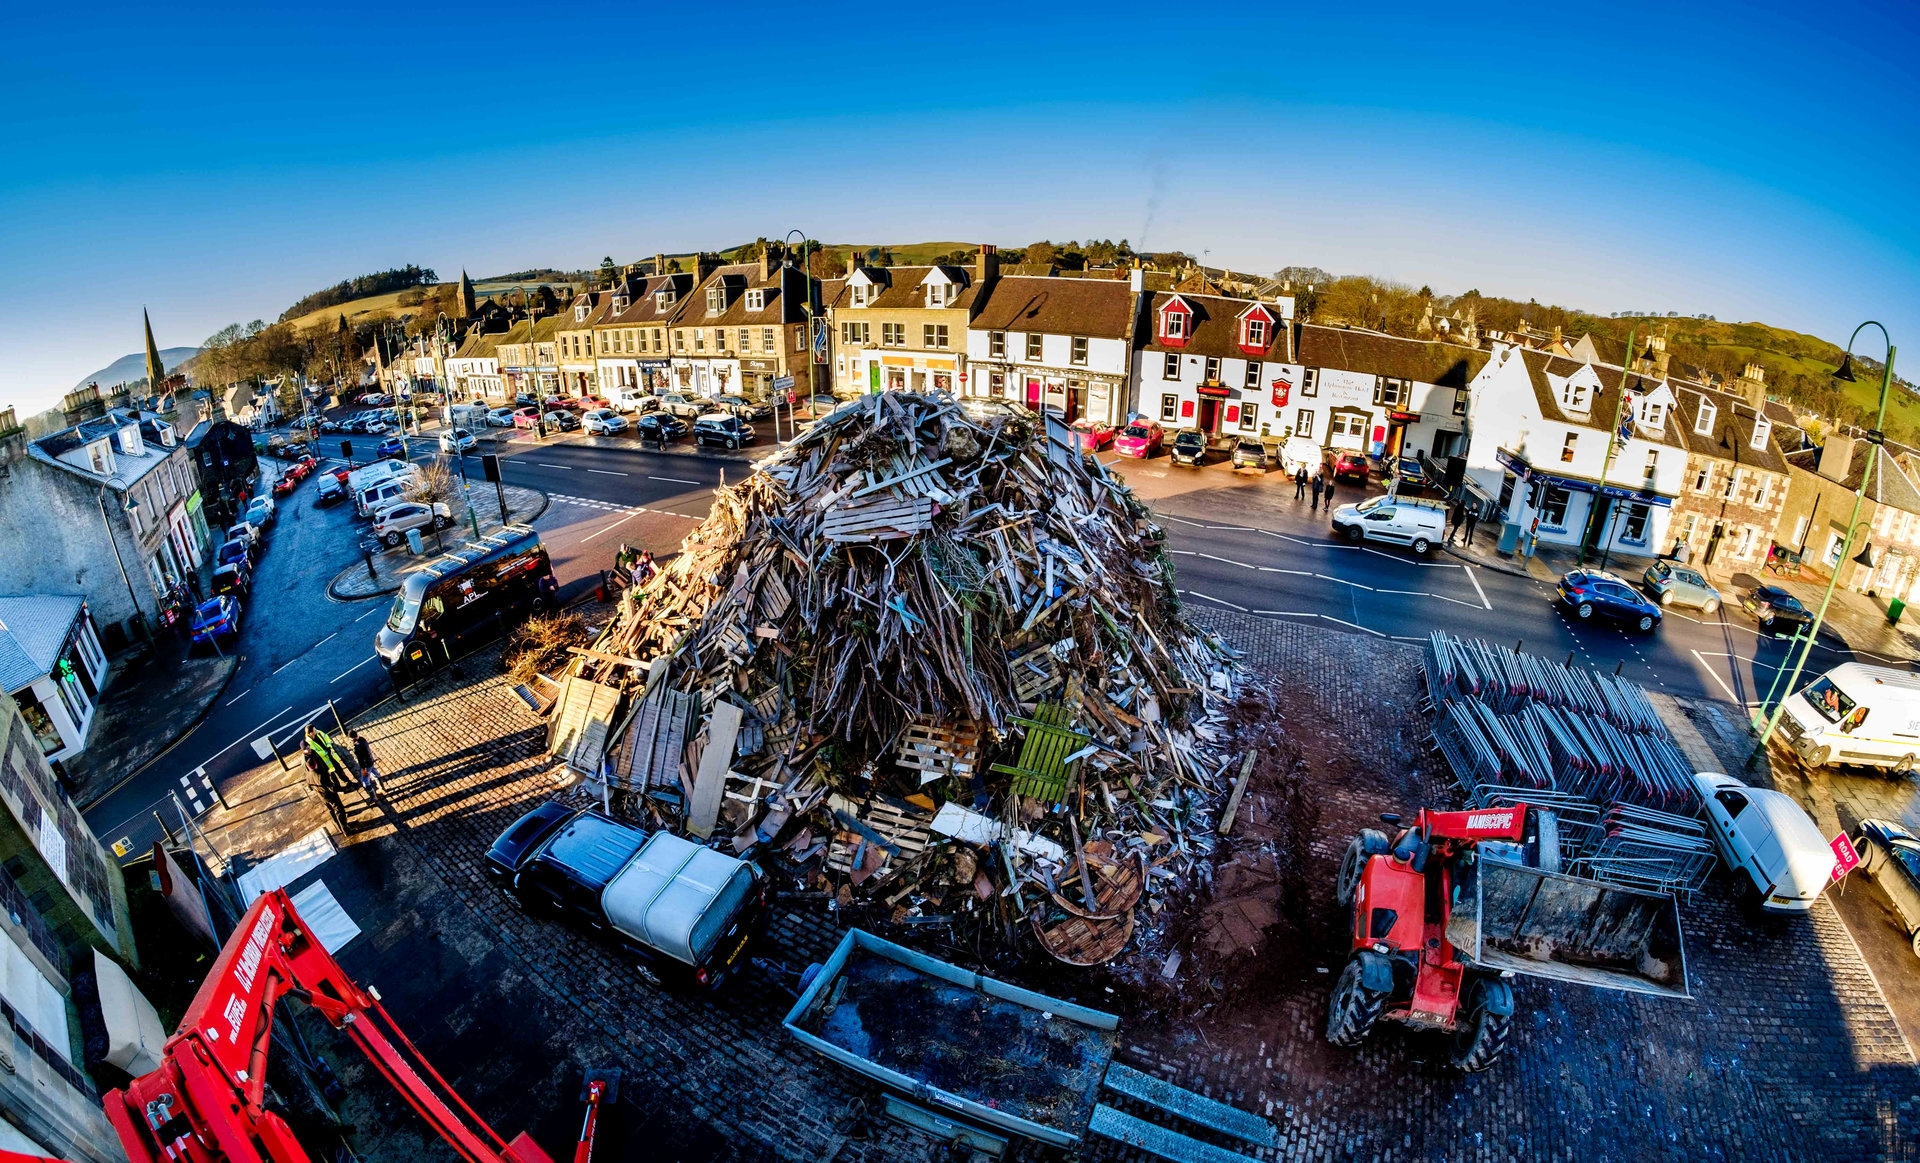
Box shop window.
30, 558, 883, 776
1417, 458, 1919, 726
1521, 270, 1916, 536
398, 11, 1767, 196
1539, 487, 1571, 528
1622, 503, 1651, 543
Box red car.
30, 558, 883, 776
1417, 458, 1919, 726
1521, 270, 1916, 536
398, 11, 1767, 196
1112, 419, 1164, 458
543, 395, 583, 411
577, 395, 612, 411
511, 407, 542, 429
1070, 417, 1114, 451
1330, 451, 1371, 483
272, 474, 299, 497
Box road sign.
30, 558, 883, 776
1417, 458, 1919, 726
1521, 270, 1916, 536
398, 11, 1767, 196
773, 375, 795, 393
1830, 831, 1860, 881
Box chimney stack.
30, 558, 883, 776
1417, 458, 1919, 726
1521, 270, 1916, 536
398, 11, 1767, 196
1820, 432, 1857, 483
694, 252, 720, 283
760, 244, 775, 282
974, 242, 998, 286
849, 249, 864, 273
654, 253, 666, 276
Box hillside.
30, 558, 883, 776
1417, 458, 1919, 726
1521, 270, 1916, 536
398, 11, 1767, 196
283, 285, 453, 333
73, 347, 198, 391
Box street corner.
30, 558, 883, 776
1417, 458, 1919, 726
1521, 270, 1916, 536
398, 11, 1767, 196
327, 484, 549, 600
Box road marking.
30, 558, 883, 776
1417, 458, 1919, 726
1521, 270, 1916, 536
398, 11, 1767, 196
313, 632, 337, 649
271, 656, 301, 676
357, 605, 386, 622
225, 686, 253, 706
1464, 565, 1491, 610
649, 475, 703, 485
1314, 573, 1375, 591
581, 512, 641, 543
588, 468, 629, 476
1319, 614, 1386, 637
1691, 649, 1750, 705
331, 655, 379, 684
1185, 591, 1250, 612
536, 462, 572, 469
1256, 565, 1312, 576
1249, 608, 1317, 618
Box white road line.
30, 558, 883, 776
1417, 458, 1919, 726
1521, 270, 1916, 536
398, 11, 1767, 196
1319, 614, 1386, 637
1257, 566, 1313, 576
1250, 608, 1318, 618
356, 605, 385, 622
581, 512, 641, 543
1693, 650, 1785, 672
224, 686, 253, 706
1464, 565, 1491, 610
199, 705, 296, 766
1314, 573, 1375, 591
271, 656, 301, 676
536, 462, 572, 469
1691, 649, 1749, 705
1197, 552, 1257, 569
1162, 515, 1207, 528
1391, 635, 1428, 642
313, 632, 337, 649
588, 468, 629, 476
1185, 590, 1250, 612
1253, 529, 1317, 547
649, 475, 703, 485
331, 655, 379, 684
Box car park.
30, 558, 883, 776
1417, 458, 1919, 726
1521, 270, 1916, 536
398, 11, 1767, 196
1642, 561, 1721, 613
487, 407, 519, 427
1169, 429, 1209, 466
1695, 771, 1833, 912
1774, 662, 1920, 771
634, 413, 690, 442
1740, 584, 1812, 637
658, 392, 707, 419
582, 409, 627, 435
211, 561, 251, 599
189, 596, 242, 649
1112, 419, 1164, 458
372, 501, 454, 546
485, 803, 767, 989
377, 436, 408, 460
1230, 438, 1268, 471
543, 410, 580, 431
511, 407, 541, 429
692, 413, 755, 449
1070, 417, 1114, 451
1329, 495, 1447, 555
438, 428, 478, 454
1555, 568, 1663, 632
1329, 450, 1371, 483
1850, 819, 1920, 957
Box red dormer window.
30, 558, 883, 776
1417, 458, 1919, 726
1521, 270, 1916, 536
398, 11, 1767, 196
1159, 297, 1192, 347
1238, 304, 1276, 355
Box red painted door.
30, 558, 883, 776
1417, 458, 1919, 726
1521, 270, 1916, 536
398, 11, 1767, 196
1025, 377, 1041, 407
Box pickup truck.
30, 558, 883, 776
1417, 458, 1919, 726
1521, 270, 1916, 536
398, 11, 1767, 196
485, 803, 766, 989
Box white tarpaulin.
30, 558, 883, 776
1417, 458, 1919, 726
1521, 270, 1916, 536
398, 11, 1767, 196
288, 881, 361, 954
236, 828, 338, 904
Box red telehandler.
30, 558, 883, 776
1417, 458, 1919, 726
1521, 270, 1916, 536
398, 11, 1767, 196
0, 888, 607, 1163
1327, 804, 1691, 1071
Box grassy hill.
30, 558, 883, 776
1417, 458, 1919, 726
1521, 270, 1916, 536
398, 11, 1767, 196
283, 285, 453, 333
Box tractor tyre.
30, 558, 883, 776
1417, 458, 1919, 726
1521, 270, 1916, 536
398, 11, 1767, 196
1326, 959, 1385, 1048
1449, 981, 1515, 1073
1336, 830, 1389, 907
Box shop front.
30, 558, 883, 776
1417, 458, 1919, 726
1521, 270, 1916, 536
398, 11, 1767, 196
1494, 448, 1672, 559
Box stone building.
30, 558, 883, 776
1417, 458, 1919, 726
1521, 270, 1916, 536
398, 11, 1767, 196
665, 247, 822, 402
1778, 433, 1920, 600
1665, 384, 1795, 569
825, 247, 996, 397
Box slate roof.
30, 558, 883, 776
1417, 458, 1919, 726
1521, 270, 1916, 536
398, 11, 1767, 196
673, 263, 815, 328
1783, 441, 1920, 515
1297, 325, 1486, 388
28, 409, 179, 489
970, 276, 1135, 339
1669, 384, 1791, 474
0, 595, 84, 693
1138, 292, 1292, 362
823, 265, 983, 312
1516, 350, 1690, 451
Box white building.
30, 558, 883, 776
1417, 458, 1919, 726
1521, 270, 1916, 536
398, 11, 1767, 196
1130, 289, 1296, 440
444, 337, 503, 401
964, 274, 1137, 425
0, 596, 109, 763
1464, 344, 1689, 557
1289, 326, 1487, 462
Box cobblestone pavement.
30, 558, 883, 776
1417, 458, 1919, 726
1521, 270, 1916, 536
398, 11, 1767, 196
186, 608, 1920, 1161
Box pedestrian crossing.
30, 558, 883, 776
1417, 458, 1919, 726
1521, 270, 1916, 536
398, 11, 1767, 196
549, 493, 633, 513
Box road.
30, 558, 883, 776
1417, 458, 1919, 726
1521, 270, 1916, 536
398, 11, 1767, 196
85, 422, 1887, 858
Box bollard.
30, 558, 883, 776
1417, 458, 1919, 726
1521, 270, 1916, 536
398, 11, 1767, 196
363, 544, 377, 580
329, 699, 348, 738
267, 729, 290, 772
1514, 639, 1523, 654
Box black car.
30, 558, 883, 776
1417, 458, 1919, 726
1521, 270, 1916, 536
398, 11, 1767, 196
634, 413, 690, 442
1741, 584, 1813, 637
211, 561, 251, 598
693, 413, 756, 449
1556, 568, 1663, 632
1852, 819, 1920, 958
1170, 429, 1208, 466
543, 410, 580, 431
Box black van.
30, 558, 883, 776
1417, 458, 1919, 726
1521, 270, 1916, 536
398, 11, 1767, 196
374, 525, 555, 679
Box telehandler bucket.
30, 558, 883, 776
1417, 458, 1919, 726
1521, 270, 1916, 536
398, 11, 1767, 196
1446, 856, 1690, 1000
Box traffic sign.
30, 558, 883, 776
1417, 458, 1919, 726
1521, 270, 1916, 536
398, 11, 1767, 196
1830, 831, 1860, 881
773, 375, 795, 392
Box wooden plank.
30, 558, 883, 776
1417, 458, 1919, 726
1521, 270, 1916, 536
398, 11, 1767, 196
686, 700, 744, 839
566, 645, 650, 668
1216, 751, 1258, 836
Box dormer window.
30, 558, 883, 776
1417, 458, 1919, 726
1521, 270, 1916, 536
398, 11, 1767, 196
1164, 312, 1185, 339
1641, 401, 1666, 430
611, 295, 629, 313
926, 284, 947, 308
1245, 317, 1267, 348
574, 305, 588, 322
851, 284, 870, 307
1560, 379, 1589, 412
1751, 416, 1772, 452
746, 289, 765, 310
1159, 298, 1192, 346
706, 286, 724, 312
1694, 400, 1716, 436
655, 290, 676, 310
117, 426, 144, 456
87, 440, 112, 475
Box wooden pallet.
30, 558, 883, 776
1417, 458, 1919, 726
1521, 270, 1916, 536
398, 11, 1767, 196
990, 702, 1090, 804
1008, 646, 1063, 701
825, 796, 936, 884
894, 719, 982, 786
821, 495, 935, 542
549, 676, 622, 775
616, 685, 700, 791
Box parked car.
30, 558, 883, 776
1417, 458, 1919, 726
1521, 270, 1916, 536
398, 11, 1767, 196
246, 495, 275, 526
1851, 819, 1920, 957
1070, 417, 1114, 451
372, 501, 455, 546
713, 394, 774, 420
217, 538, 253, 570
582, 408, 628, 435
1278, 435, 1325, 478
634, 413, 690, 442
658, 392, 707, 419
615, 387, 661, 414
1775, 662, 1920, 771
355, 474, 419, 518
1391, 455, 1429, 493
377, 436, 408, 460
1741, 584, 1812, 637
541, 395, 577, 411
486, 407, 519, 427
226, 520, 260, 549
316, 471, 347, 504
1330, 495, 1448, 555
1330, 451, 1371, 483
189, 596, 242, 649
1642, 561, 1722, 613
485, 803, 768, 989
272, 473, 300, 498
438, 428, 478, 454
1112, 419, 1164, 458
376, 528, 555, 678
1169, 429, 1209, 466
1695, 771, 1833, 913
211, 561, 251, 599
578, 395, 613, 411
1556, 568, 1663, 632
1230, 438, 1268, 471
511, 407, 542, 429
543, 410, 580, 432
692, 413, 755, 449
357, 392, 389, 406
289, 455, 316, 478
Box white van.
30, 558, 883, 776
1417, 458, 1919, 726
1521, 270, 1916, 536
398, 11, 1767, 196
449, 403, 491, 429
1329, 495, 1448, 555
1279, 436, 1324, 478
356, 471, 418, 518
1776, 662, 1920, 771
1694, 772, 1833, 912
346, 457, 412, 495
613, 385, 658, 414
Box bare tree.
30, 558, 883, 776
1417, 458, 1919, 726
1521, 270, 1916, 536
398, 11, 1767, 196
406, 455, 458, 506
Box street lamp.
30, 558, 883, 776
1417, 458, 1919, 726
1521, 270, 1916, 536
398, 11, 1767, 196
1751, 321, 1898, 757
96, 475, 151, 638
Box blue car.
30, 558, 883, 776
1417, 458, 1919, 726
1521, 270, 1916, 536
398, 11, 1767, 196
377, 436, 407, 460
189, 596, 242, 647
1557, 569, 1663, 633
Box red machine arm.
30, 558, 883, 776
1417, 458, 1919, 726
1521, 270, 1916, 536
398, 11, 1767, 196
101, 888, 554, 1163
1418, 805, 1527, 843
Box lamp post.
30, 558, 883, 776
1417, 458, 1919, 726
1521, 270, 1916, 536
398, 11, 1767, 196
1751, 321, 1898, 758
785, 229, 817, 446
96, 475, 150, 638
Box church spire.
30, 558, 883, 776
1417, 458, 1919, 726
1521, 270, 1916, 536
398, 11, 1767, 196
457, 270, 476, 318
143, 308, 165, 390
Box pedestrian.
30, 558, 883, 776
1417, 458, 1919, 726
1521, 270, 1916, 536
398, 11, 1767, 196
350, 731, 381, 794
1322, 472, 1336, 512
1464, 504, 1480, 546
1310, 471, 1324, 512
638, 549, 656, 581
1293, 466, 1308, 500
1447, 499, 1466, 546
186, 571, 203, 601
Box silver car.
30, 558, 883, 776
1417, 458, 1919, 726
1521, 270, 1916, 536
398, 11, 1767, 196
1642, 561, 1721, 614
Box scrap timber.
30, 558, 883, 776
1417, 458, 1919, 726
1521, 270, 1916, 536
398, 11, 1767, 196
554, 392, 1242, 965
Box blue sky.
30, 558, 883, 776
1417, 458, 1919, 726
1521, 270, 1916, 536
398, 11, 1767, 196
3, 0, 1916, 416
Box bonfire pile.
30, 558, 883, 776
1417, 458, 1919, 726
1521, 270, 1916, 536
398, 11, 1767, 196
559, 392, 1244, 964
